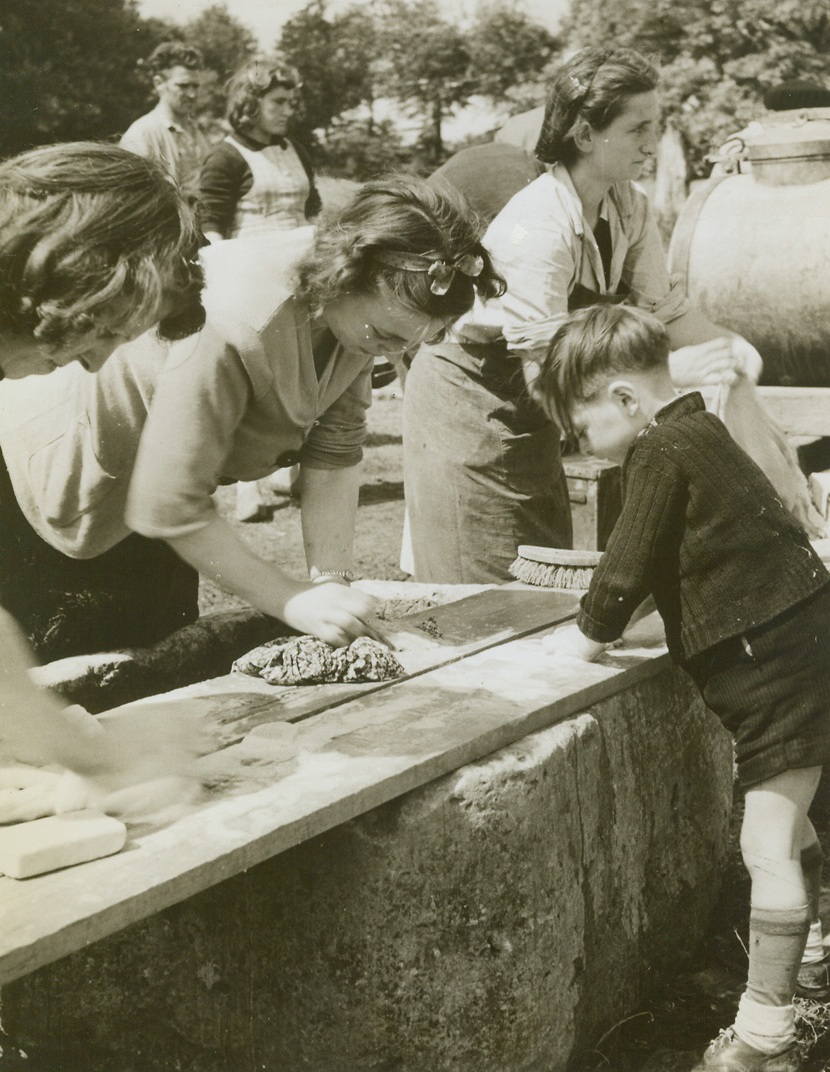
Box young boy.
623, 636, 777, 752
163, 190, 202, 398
536, 304, 830, 1072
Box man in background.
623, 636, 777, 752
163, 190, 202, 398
120, 41, 211, 199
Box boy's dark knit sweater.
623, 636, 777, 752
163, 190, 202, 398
577, 391, 828, 661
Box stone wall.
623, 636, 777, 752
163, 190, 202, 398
2, 664, 732, 1072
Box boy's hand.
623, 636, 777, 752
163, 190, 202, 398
543, 624, 607, 662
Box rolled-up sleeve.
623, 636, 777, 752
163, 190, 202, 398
126, 323, 252, 539
491, 218, 578, 353
300, 358, 373, 470
621, 193, 690, 324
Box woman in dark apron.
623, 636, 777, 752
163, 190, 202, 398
404, 46, 759, 584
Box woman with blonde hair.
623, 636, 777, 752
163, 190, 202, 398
0, 141, 205, 790
0, 141, 205, 378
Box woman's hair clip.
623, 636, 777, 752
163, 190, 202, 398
569, 74, 589, 96
375, 250, 484, 295
245, 55, 301, 92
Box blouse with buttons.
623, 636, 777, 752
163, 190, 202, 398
450, 162, 689, 356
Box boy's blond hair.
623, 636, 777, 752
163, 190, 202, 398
536, 304, 670, 434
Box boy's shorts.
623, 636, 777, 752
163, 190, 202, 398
686, 583, 830, 788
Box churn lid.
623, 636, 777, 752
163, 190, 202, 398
747, 110, 830, 161
745, 109, 830, 182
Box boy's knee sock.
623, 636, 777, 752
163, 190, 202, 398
746, 904, 811, 1006
733, 994, 796, 1055
801, 842, 825, 963
801, 842, 823, 921
734, 905, 810, 1053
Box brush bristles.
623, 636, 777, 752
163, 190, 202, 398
508, 556, 596, 589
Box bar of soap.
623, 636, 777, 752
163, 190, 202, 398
0, 810, 127, 879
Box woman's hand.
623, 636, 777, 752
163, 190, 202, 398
729, 336, 763, 382
0, 703, 207, 824
542, 623, 606, 662
669, 336, 763, 388
282, 579, 379, 648
78, 704, 207, 782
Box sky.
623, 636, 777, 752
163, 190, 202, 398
136, 0, 570, 50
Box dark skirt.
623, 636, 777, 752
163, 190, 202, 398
686, 583, 830, 788
0, 448, 199, 662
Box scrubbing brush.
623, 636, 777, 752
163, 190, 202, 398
509, 546, 602, 589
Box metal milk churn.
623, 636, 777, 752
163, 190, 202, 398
668, 109, 830, 385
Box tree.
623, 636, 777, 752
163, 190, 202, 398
466, 1, 560, 105
562, 0, 830, 178
183, 4, 256, 118
279, 1, 378, 136
562, 0, 687, 62
0, 0, 172, 157
376, 0, 475, 164
320, 118, 409, 180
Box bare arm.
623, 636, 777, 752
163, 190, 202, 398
300, 464, 361, 577
0, 607, 100, 769
666, 306, 735, 348
0, 608, 202, 792
165, 512, 377, 648
667, 308, 763, 386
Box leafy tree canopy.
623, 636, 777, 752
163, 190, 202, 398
183, 3, 255, 82
279, 1, 378, 134
466, 1, 560, 102
182, 3, 257, 118
563, 0, 830, 177
0, 0, 171, 157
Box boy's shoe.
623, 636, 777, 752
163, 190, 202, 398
692, 1029, 800, 1071
796, 953, 830, 1000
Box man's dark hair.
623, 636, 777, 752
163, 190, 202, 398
145, 42, 204, 77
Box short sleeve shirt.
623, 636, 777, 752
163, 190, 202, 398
126, 232, 373, 540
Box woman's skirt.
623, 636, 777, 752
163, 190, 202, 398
403, 341, 572, 584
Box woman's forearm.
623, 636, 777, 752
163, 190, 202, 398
300, 464, 361, 575
165, 500, 379, 648
667, 309, 763, 386
666, 307, 736, 349
166, 514, 304, 620
0, 607, 101, 768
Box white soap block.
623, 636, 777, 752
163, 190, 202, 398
0, 810, 127, 879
